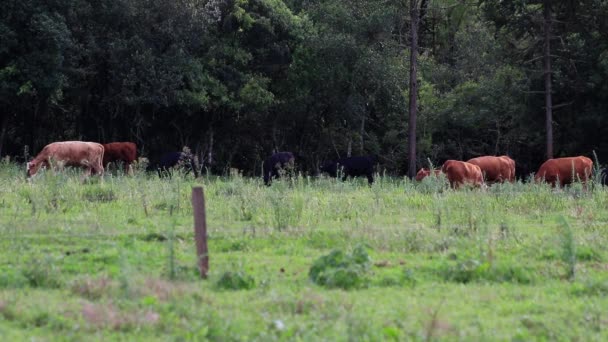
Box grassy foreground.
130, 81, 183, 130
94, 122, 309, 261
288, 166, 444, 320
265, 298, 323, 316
1, 163, 608, 341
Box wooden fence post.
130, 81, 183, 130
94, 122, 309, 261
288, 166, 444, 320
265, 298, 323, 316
191, 186, 209, 279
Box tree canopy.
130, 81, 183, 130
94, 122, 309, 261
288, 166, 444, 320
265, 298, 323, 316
2, 0, 608, 176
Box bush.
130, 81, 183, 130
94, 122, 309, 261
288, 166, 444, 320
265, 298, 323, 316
0, 268, 28, 288
21, 256, 63, 288
309, 245, 371, 290
442, 259, 534, 284
216, 270, 255, 290
270, 191, 304, 231
82, 186, 116, 202
571, 279, 608, 297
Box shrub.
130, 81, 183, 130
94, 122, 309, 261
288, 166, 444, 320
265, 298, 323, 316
559, 217, 576, 281
21, 256, 63, 288
571, 279, 608, 297
270, 190, 304, 231
0, 268, 28, 288
216, 270, 255, 290
82, 186, 116, 202
309, 245, 371, 290
441, 259, 533, 284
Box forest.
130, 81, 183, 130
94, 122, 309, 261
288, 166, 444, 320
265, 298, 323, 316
2, 0, 608, 177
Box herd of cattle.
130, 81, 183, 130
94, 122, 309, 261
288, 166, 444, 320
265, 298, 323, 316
23, 141, 599, 188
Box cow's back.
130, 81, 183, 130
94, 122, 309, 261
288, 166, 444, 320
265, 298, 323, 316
442, 160, 483, 188
467, 156, 513, 182
263, 152, 295, 185
46, 141, 103, 163
338, 156, 375, 174
498, 156, 516, 181
536, 156, 593, 185
102, 142, 137, 165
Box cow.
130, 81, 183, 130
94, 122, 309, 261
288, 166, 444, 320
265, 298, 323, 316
441, 160, 484, 189
320, 156, 377, 185
534, 156, 593, 187
415, 168, 442, 181
27, 141, 104, 178
155, 151, 199, 178
263, 152, 295, 186
466, 155, 516, 183
102, 142, 137, 175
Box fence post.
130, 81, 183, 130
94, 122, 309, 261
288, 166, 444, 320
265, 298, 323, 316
191, 186, 209, 279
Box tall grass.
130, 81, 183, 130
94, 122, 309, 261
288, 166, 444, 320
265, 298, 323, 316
2, 162, 608, 339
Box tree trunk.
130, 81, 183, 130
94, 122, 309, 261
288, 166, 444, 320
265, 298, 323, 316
0, 113, 8, 157
359, 116, 365, 154
543, 0, 553, 159
347, 139, 352, 157
208, 128, 214, 166
407, 0, 419, 179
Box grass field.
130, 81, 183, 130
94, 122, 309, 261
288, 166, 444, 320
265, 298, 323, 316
1, 162, 608, 341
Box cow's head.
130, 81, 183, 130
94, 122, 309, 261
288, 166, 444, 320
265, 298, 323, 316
26, 160, 45, 178
415, 168, 431, 181
26, 161, 36, 178
320, 160, 338, 177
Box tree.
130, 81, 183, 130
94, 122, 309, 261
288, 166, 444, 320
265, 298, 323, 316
407, 0, 420, 179
543, 0, 552, 159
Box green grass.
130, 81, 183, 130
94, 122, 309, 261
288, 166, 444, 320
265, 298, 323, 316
1, 162, 608, 340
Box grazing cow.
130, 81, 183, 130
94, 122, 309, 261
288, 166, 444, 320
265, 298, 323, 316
466, 155, 516, 183
415, 168, 442, 181
263, 152, 295, 186
534, 156, 593, 187
441, 160, 484, 189
320, 156, 377, 185
27, 141, 104, 178
102, 142, 137, 175
156, 151, 199, 178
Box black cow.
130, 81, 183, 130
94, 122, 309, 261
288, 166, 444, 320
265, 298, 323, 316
153, 151, 199, 178
263, 152, 295, 186
320, 156, 377, 184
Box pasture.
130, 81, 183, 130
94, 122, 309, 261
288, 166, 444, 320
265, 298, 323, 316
1, 162, 608, 340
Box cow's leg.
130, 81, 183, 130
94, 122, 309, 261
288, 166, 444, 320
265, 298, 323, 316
366, 173, 374, 185
81, 167, 92, 181
272, 169, 280, 181
92, 159, 104, 176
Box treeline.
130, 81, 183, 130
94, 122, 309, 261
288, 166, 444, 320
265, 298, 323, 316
2, 0, 608, 176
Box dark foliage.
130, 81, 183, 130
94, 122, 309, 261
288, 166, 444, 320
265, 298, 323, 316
2, 0, 608, 177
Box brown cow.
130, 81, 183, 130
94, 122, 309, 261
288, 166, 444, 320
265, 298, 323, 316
466, 155, 516, 183
441, 160, 484, 189
415, 168, 442, 181
27, 141, 104, 178
102, 142, 137, 175
534, 156, 593, 187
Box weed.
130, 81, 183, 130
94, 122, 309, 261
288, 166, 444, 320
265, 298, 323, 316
571, 279, 608, 297
82, 185, 116, 202
270, 189, 303, 231
441, 259, 533, 284
71, 275, 113, 300
216, 270, 256, 290
21, 255, 63, 288
309, 244, 371, 290
559, 217, 576, 281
